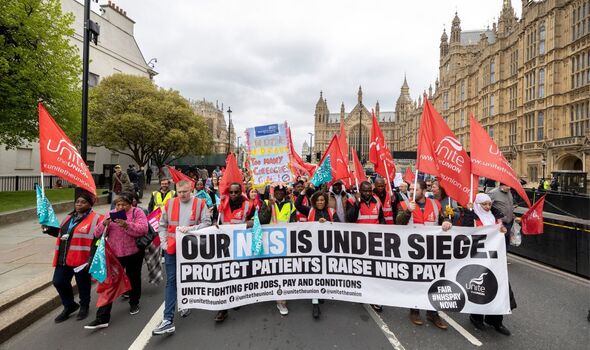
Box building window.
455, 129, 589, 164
509, 84, 518, 110
538, 68, 545, 98
572, 2, 590, 41
15, 148, 33, 170
489, 94, 495, 116
460, 80, 465, 101
537, 112, 544, 140
526, 27, 537, 61
460, 109, 465, 127
528, 165, 539, 183
110, 153, 120, 165
539, 24, 546, 55
443, 92, 449, 110
489, 125, 494, 138
570, 101, 590, 136
509, 121, 517, 145
482, 95, 489, 118
525, 113, 535, 142
525, 71, 536, 101
571, 50, 589, 88
510, 49, 518, 76
87, 152, 96, 172
490, 59, 495, 83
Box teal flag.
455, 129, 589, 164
35, 184, 60, 228
311, 154, 333, 187
195, 190, 213, 207
89, 237, 107, 283
251, 210, 264, 256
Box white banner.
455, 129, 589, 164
176, 222, 511, 314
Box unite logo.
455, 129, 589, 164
434, 136, 465, 172
46, 138, 87, 173
465, 272, 487, 296
488, 144, 500, 156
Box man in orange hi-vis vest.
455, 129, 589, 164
152, 180, 211, 336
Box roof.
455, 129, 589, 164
327, 111, 395, 123
461, 30, 496, 46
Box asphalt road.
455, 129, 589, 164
3, 255, 589, 350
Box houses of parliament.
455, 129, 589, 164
313, 0, 589, 185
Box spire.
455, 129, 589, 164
451, 12, 461, 44
440, 28, 448, 42
498, 0, 516, 36
375, 100, 380, 119
402, 74, 409, 90
428, 84, 433, 99
440, 27, 450, 57
340, 102, 345, 120
358, 85, 363, 104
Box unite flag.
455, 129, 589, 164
469, 115, 531, 207
416, 98, 475, 206
369, 112, 396, 181
39, 102, 96, 194
521, 195, 546, 235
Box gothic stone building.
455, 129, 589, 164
396, 0, 590, 186
191, 99, 236, 154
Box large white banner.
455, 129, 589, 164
176, 222, 511, 314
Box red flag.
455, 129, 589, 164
96, 241, 131, 307
403, 167, 415, 184
316, 135, 350, 182
38, 102, 96, 194
338, 118, 349, 164
166, 166, 195, 188
369, 112, 396, 181
219, 152, 242, 196
287, 127, 313, 177
147, 208, 162, 247
470, 115, 531, 207
416, 98, 475, 206
521, 195, 545, 235
351, 148, 367, 185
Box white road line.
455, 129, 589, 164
128, 302, 165, 350
507, 253, 590, 286
363, 304, 406, 350
438, 311, 482, 347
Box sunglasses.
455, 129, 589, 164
229, 190, 241, 194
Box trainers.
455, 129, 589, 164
312, 304, 320, 319
152, 319, 175, 335
54, 303, 80, 323
84, 319, 109, 329
214, 310, 228, 323
277, 302, 289, 316
370, 304, 383, 313
76, 305, 89, 321
130, 304, 140, 315
179, 309, 191, 318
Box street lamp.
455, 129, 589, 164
308, 132, 313, 162
237, 136, 241, 165
227, 106, 232, 154
81, 0, 100, 161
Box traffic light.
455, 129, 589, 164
306, 154, 311, 162
316, 152, 322, 162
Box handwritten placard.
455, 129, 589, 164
246, 123, 294, 186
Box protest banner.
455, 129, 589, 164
176, 222, 510, 315
246, 123, 295, 186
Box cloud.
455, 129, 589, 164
106, 0, 521, 153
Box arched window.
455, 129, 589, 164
349, 124, 370, 163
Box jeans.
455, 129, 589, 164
53, 265, 91, 308
96, 250, 144, 322
163, 252, 177, 321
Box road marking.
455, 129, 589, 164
363, 304, 405, 350
128, 301, 165, 350
438, 311, 482, 347
508, 253, 590, 286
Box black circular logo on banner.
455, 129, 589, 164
276, 288, 283, 296
427, 279, 466, 312
456, 265, 498, 304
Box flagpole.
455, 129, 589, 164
383, 160, 393, 197
469, 173, 474, 203
40, 172, 45, 196
413, 169, 419, 202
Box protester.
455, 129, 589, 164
396, 181, 411, 208
461, 193, 515, 336
111, 164, 132, 208
137, 166, 146, 200
148, 178, 175, 213
346, 181, 385, 312
132, 193, 163, 285
152, 180, 210, 335
215, 182, 254, 322
261, 184, 296, 315
248, 187, 262, 211
43, 189, 102, 323
397, 180, 450, 330
85, 192, 149, 329
432, 181, 458, 221
292, 180, 310, 222
295, 190, 337, 318
146, 166, 153, 185
550, 176, 558, 191
488, 183, 520, 247
373, 177, 397, 225
330, 180, 351, 223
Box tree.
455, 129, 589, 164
0, 0, 81, 148
89, 74, 211, 167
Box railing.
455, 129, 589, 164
0, 174, 101, 192
549, 136, 585, 147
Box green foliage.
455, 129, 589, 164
0, 0, 82, 148
89, 74, 212, 167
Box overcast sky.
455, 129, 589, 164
98, 0, 521, 152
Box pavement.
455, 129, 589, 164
0, 189, 589, 349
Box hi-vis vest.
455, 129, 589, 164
220, 199, 251, 224
398, 192, 411, 208
153, 190, 175, 210
296, 196, 309, 222
376, 192, 394, 224
356, 196, 381, 224
165, 197, 205, 254
53, 211, 102, 267
400, 198, 440, 225
265, 200, 296, 223
308, 207, 336, 222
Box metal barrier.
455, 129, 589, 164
0, 174, 101, 192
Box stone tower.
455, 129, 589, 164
440, 28, 449, 58
450, 12, 461, 45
